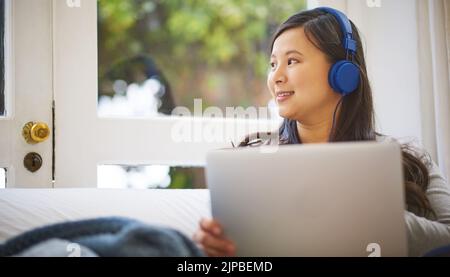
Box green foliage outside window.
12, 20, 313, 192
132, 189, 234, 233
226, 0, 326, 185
98, 0, 307, 110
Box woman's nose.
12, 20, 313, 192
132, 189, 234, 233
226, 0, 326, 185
275, 76, 286, 84
272, 66, 287, 84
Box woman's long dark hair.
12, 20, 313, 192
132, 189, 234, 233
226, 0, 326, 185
240, 9, 434, 218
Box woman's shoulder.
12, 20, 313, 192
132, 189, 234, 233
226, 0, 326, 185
375, 134, 401, 144
376, 134, 426, 154
376, 134, 437, 168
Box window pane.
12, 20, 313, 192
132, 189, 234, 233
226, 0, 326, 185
97, 165, 205, 189
97, 0, 306, 118
0, 0, 5, 116
0, 168, 5, 189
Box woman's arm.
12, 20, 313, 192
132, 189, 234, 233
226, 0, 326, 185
405, 160, 450, 256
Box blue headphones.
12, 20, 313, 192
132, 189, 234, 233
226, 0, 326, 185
316, 7, 360, 96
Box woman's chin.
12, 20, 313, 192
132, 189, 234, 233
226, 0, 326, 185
278, 108, 294, 120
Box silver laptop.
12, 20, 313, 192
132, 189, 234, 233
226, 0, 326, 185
205, 141, 408, 257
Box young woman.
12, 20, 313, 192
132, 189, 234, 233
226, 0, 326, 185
193, 7, 450, 257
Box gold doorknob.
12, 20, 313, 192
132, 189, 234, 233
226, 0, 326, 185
22, 121, 50, 144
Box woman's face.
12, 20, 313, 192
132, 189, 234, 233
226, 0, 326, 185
267, 27, 341, 124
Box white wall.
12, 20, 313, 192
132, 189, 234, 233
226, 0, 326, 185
310, 0, 423, 143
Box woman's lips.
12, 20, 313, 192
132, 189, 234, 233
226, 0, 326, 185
276, 91, 295, 102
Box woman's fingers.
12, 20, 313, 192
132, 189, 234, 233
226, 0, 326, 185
200, 218, 223, 236
194, 230, 228, 251
194, 218, 237, 257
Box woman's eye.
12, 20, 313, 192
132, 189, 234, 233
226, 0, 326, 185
288, 58, 299, 65
270, 62, 276, 69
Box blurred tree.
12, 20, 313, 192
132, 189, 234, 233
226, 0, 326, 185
168, 167, 205, 189
98, 0, 307, 111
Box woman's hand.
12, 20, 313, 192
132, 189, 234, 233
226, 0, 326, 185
193, 218, 236, 257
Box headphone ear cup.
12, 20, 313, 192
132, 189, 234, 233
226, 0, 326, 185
328, 60, 360, 95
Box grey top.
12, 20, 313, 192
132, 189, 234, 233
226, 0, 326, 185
403, 153, 450, 256
374, 136, 450, 256
251, 127, 450, 256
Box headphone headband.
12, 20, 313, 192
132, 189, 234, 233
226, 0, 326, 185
317, 7, 357, 55
314, 7, 360, 95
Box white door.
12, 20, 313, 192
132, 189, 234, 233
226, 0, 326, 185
0, 0, 278, 188
0, 0, 53, 188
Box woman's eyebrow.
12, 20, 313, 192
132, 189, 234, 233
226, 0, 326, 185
285, 50, 304, 56
271, 50, 304, 58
